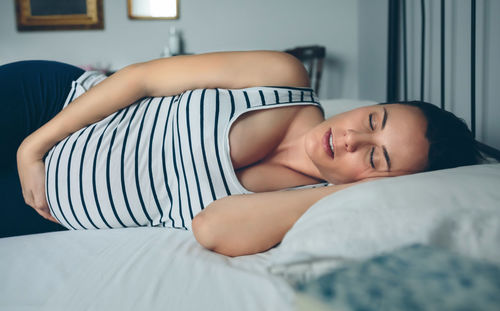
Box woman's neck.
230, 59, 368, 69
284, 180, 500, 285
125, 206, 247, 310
266, 106, 325, 182
269, 134, 323, 181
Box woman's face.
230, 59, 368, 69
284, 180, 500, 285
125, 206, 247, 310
305, 104, 430, 184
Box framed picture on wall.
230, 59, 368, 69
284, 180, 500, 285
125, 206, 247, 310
128, 0, 179, 20
15, 0, 104, 31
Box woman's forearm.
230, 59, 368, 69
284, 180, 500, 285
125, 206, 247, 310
16, 63, 157, 221
192, 183, 355, 257
21, 50, 308, 158
20, 64, 147, 157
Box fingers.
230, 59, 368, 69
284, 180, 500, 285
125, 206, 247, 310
34, 201, 56, 222
33, 205, 59, 224
18, 157, 59, 224
47, 215, 60, 223
22, 188, 34, 207
34, 184, 59, 223
23, 189, 59, 224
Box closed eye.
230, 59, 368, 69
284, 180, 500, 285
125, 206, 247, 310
370, 147, 375, 169
369, 113, 374, 130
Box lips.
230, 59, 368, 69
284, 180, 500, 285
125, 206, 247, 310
322, 129, 335, 159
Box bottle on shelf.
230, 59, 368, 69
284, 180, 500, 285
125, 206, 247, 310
169, 27, 181, 56
160, 27, 182, 58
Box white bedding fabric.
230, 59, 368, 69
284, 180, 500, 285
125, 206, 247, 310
0, 228, 292, 311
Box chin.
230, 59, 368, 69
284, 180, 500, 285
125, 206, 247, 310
322, 174, 341, 185
326, 175, 355, 185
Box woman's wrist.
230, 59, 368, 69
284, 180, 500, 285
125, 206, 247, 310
17, 136, 44, 162
18, 124, 61, 160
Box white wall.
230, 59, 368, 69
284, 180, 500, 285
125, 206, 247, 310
358, 0, 388, 103
0, 0, 361, 99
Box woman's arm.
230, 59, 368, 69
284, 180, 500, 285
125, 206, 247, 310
22, 51, 309, 159
142, 50, 310, 96
192, 183, 357, 257
17, 50, 309, 220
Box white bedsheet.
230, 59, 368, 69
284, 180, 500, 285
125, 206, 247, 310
0, 227, 293, 311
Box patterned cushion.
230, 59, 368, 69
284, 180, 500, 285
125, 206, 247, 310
295, 245, 500, 311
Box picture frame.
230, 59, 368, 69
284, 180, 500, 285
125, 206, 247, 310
128, 0, 179, 20
15, 0, 104, 31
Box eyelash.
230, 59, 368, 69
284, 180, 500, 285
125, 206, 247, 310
370, 147, 375, 169
369, 113, 375, 168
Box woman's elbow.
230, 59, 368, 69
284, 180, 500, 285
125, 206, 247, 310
192, 211, 244, 257
269, 52, 310, 88
192, 212, 218, 251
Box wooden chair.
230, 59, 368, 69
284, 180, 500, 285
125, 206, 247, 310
284, 45, 326, 94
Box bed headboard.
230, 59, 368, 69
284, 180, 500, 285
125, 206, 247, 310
386, 0, 500, 161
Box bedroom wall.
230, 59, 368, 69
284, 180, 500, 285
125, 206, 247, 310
357, 0, 388, 103
0, 0, 363, 99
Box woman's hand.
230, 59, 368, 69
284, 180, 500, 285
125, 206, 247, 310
16, 139, 58, 223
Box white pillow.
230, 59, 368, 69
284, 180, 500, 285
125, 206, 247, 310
271, 164, 500, 270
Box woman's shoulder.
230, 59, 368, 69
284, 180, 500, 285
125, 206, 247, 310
230, 105, 305, 169
230, 104, 323, 181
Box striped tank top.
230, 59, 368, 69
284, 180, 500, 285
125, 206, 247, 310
45, 71, 325, 231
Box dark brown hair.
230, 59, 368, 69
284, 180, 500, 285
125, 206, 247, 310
382, 101, 482, 171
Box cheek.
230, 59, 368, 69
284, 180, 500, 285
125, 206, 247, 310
321, 156, 368, 183
340, 166, 369, 183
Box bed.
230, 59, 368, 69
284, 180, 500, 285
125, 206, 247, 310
2, 97, 499, 310
2, 1, 500, 310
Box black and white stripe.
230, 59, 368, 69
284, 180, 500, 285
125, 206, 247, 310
46, 72, 323, 231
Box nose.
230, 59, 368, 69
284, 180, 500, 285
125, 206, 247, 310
344, 129, 371, 152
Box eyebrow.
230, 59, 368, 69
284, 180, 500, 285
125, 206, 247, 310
381, 107, 391, 172
381, 107, 388, 130
382, 146, 391, 172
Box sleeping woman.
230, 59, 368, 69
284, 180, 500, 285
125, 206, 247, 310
1, 51, 480, 256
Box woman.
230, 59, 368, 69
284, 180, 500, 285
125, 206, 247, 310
2, 51, 479, 256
